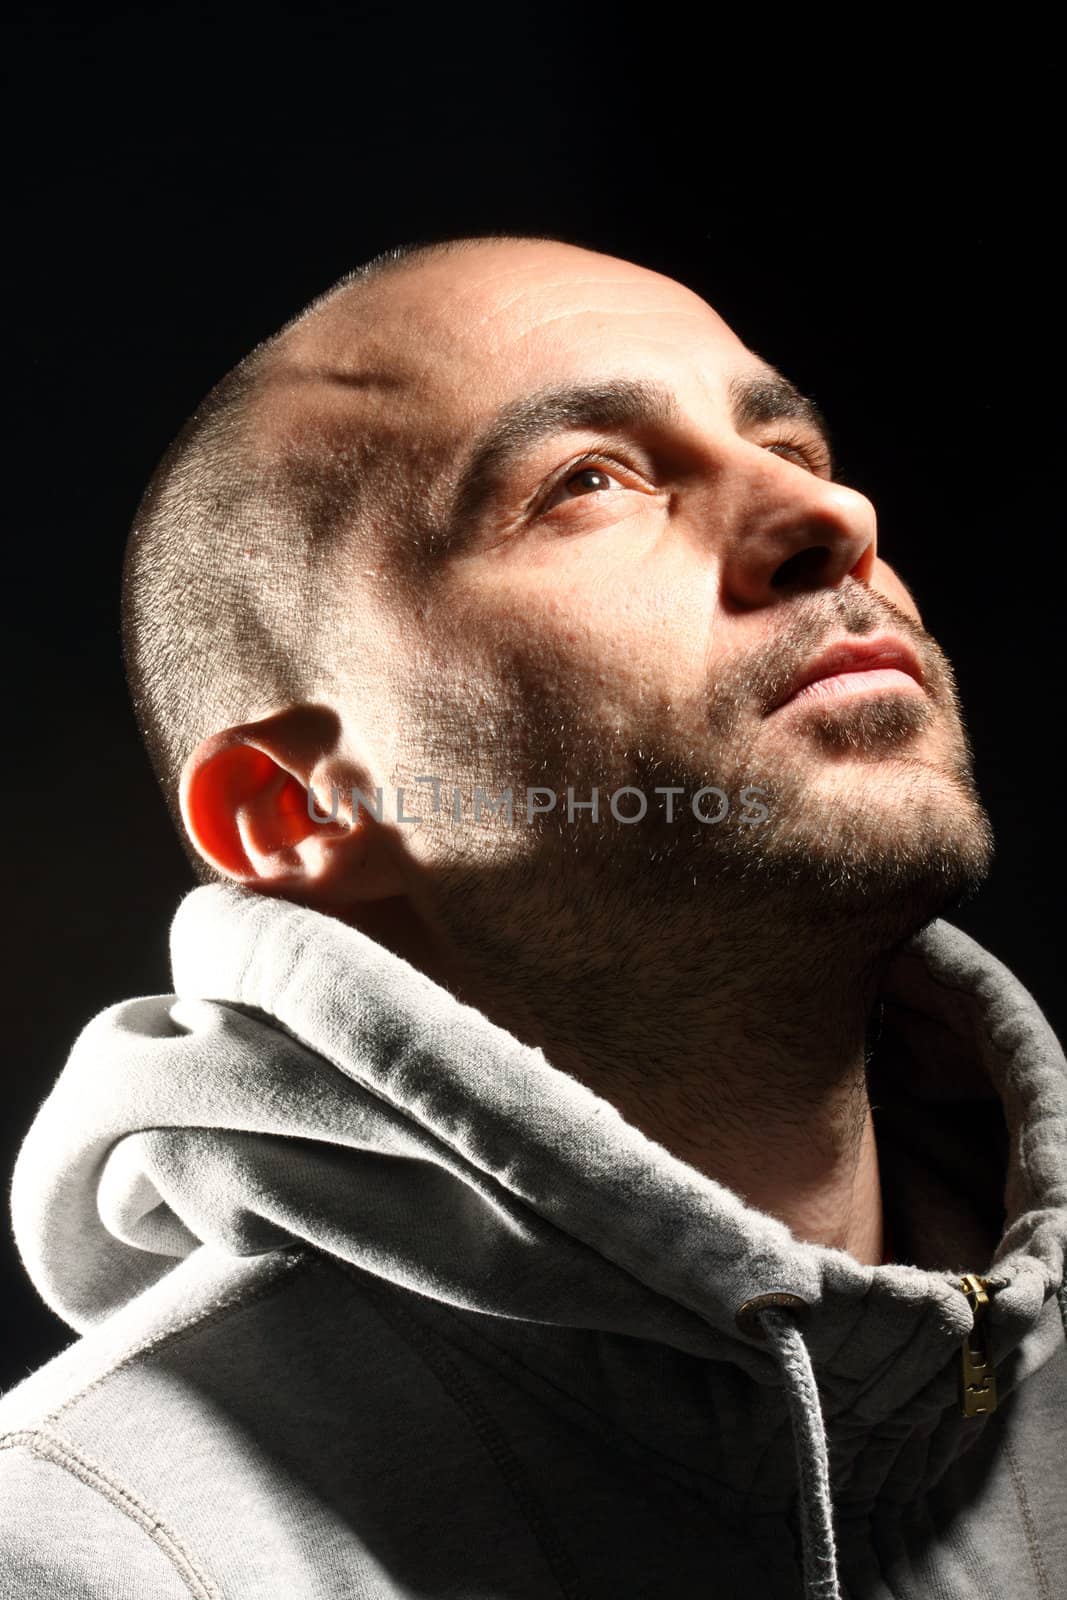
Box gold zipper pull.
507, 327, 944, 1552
959, 1273, 998, 1418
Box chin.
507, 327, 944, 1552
777, 809, 991, 932
697, 757, 996, 932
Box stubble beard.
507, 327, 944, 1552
412, 591, 995, 992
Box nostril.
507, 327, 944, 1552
770, 546, 832, 589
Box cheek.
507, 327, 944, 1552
540, 570, 703, 677
496, 592, 654, 701
870, 558, 924, 624
447, 570, 691, 717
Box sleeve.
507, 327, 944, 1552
0, 1439, 206, 1600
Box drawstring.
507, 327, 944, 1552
735, 1292, 841, 1600
734, 1274, 1067, 1600
758, 1306, 842, 1600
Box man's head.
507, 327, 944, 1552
123, 232, 993, 981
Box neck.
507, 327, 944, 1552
346, 880, 895, 1267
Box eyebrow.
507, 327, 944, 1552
437, 368, 835, 547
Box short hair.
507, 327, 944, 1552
121, 229, 595, 885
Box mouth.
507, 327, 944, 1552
767, 633, 926, 715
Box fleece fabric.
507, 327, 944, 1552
2, 881, 1066, 1600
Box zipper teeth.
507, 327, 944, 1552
959, 1273, 999, 1418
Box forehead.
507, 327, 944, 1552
277, 243, 755, 440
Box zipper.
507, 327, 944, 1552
958, 1273, 998, 1418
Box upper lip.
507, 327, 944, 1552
768, 633, 925, 712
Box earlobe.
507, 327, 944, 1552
179, 724, 404, 905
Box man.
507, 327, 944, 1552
2, 234, 1064, 1599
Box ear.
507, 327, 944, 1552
178, 707, 405, 906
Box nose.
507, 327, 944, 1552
716, 448, 878, 610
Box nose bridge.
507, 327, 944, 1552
715, 441, 878, 607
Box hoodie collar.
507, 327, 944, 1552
166, 885, 1067, 1354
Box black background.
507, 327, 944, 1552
3, 7, 1063, 1391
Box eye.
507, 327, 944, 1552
762, 432, 833, 476
539, 456, 634, 514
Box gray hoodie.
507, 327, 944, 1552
2, 881, 1065, 1599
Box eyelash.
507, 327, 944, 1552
538, 431, 832, 514
760, 431, 834, 476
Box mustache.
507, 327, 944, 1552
707, 579, 952, 725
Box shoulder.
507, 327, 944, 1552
0, 1432, 213, 1598
0, 1245, 316, 1598
0, 1245, 312, 1438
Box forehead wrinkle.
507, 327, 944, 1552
441, 247, 709, 310
472, 294, 714, 347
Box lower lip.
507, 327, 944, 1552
776, 666, 924, 710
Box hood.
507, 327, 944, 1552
10, 882, 1067, 1600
